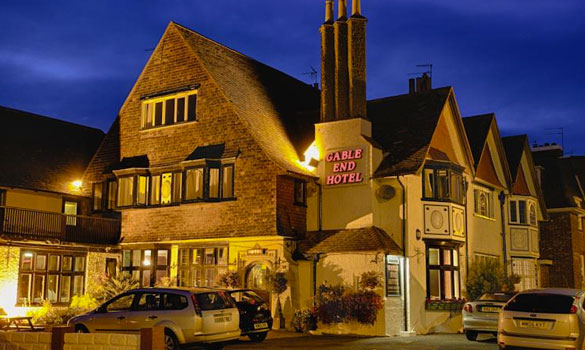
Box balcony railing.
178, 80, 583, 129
0, 206, 120, 245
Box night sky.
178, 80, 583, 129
1, 1, 584, 154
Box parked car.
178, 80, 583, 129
226, 289, 273, 342
68, 287, 240, 350
498, 288, 585, 350
462, 291, 516, 340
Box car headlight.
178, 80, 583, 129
258, 304, 268, 312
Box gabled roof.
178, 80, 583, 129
171, 22, 320, 175
533, 152, 585, 210
367, 87, 452, 177
463, 113, 512, 189
0, 106, 104, 194
298, 226, 402, 255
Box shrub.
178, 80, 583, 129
29, 300, 88, 326
91, 273, 140, 302
269, 271, 288, 295
359, 271, 383, 290
315, 284, 345, 324
315, 283, 383, 326
216, 271, 240, 289
155, 276, 177, 287
70, 294, 99, 310
292, 309, 318, 333
466, 259, 521, 301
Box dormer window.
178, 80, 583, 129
141, 89, 197, 130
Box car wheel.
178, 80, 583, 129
465, 330, 478, 341
248, 332, 268, 342
164, 330, 179, 350
75, 325, 89, 333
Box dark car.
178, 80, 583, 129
226, 289, 273, 342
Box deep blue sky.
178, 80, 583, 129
1, 0, 584, 154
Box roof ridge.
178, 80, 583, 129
367, 86, 452, 104
0, 105, 105, 134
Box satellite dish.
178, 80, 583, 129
377, 185, 395, 200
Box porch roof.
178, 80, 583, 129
299, 226, 402, 255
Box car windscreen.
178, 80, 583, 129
504, 293, 575, 314
229, 290, 264, 305
478, 293, 514, 302
196, 292, 235, 311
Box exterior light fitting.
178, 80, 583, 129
72, 180, 83, 191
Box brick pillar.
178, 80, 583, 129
334, 0, 349, 120
320, 1, 335, 122
51, 326, 73, 350
140, 327, 165, 350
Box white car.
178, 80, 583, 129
498, 288, 585, 350
68, 287, 240, 350
463, 292, 515, 340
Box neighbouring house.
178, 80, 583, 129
532, 144, 585, 288
502, 135, 547, 290
0, 106, 121, 316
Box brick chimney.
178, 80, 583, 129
348, 0, 367, 118
320, 1, 335, 122
334, 0, 350, 119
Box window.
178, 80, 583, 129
184, 164, 235, 202
107, 180, 117, 210
422, 165, 466, 205
177, 247, 228, 288
222, 165, 234, 199
122, 248, 169, 287
18, 250, 86, 305
141, 91, 197, 130
426, 245, 460, 300
117, 176, 134, 207
63, 201, 78, 226
105, 293, 136, 312
509, 200, 529, 224
294, 180, 306, 206
208, 167, 220, 199
512, 258, 536, 291
92, 183, 103, 211
185, 168, 204, 200
137, 175, 149, 206
529, 203, 537, 226
474, 189, 493, 218
386, 255, 402, 297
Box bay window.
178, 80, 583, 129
117, 176, 134, 207
423, 164, 466, 205
426, 244, 460, 300
185, 167, 204, 200
18, 250, 86, 305
509, 199, 535, 225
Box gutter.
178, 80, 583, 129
396, 176, 408, 332
499, 191, 508, 275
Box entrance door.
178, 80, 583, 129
245, 263, 271, 308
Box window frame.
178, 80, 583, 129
473, 188, 494, 219
177, 246, 229, 288
121, 248, 170, 287
141, 91, 198, 130
422, 164, 466, 205
294, 180, 307, 206
17, 250, 86, 306
425, 243, 461, 300
116, 175, 136, 208
509, 199, 529, 225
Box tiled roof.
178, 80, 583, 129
367, 87, 452, 177
0, 106, 104, 194
463, 114, 494, 169
173, 23, 320, 175
502, 135, 527, 180
299, 226, 402, 255
186, 143, 239, 161
533, 153, 585, 209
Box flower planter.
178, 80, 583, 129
425, 299, 465, 311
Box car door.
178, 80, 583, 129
195, 291, 238, 335
124, 291, 164, 332
89, 292, 138, 333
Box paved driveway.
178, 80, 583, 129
222, 332, 498, 350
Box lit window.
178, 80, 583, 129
474, 189, 493, 218
426, 245, 460, 300
107, 180, 117, 210
209, 168, 220, 199
185, 168, 204, 200
422, 165, 466, 205
222, 165, 234, 199
141, 91, 197, 130
177, 247, 228, 288
137, 175, 149, 206
117, 176, 134, 207
92, 183, 103, 211
121, 248, 170, 287
63, 201, 78, 226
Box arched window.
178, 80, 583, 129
246, 263, 271, 290
529, 203, 537, 226
478, 192, 488, 217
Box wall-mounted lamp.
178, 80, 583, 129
416, 229, 422, 240
71, 180, 83, 191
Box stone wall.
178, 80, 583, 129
0, 332, 51, 350
0, 246, 20, 315
64, 333, 139, 350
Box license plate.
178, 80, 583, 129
253, 322, 268, 329
518, 320, 549, 329
480, 306, 501, 313
214, 316, 232, 323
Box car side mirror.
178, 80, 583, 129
95, 306, 106, 313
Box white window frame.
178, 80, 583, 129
474, 188, 494, 219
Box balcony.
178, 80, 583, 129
0, 206, 120, 245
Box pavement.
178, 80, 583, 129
221, 331, 499, 350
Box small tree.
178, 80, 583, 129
466, 259, 521, 301
216, 270, 241, 289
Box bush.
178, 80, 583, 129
216, 271, 240, 289
29, 299, 94, 326
466, 259, 521, 301
155, 276, 177, 287
70, 294, 99, 310
359, 271, 383, 290
292, 309, 318, 333
91, 273, 140, 302
269, 271, 288, 295
315, 283, 383, 326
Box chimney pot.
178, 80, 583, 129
409, 78, 416, 94
352, 0, 362, 16
338, 0, 348, 20
416, 77, 422, 92
325, 1, 334, 23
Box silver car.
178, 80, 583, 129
498, 288, 585, 350
68, 287, 240, 350
463, 292, 515, 341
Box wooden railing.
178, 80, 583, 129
0, 206, 120, 245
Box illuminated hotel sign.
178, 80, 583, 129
325, 148, 364, 185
